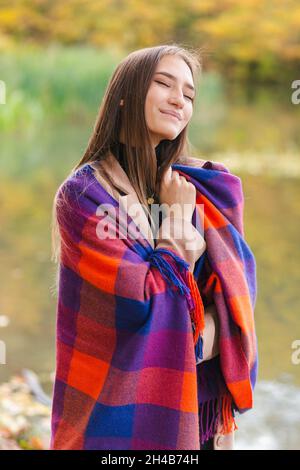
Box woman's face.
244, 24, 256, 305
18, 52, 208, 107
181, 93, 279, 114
144, 55, 195, 147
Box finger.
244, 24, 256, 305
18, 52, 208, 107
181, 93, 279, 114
163, 166, 173, 184
179, 175, 188, 184
172, 170, 181, 182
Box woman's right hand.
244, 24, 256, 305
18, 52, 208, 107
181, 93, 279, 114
159, 166, 196, 223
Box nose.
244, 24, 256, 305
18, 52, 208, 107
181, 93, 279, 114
168, 89, 185, 107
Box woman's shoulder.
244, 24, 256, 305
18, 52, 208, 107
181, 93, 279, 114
88, 158, 128, 199
55, 163, 95, 206
55, 157, 126, 208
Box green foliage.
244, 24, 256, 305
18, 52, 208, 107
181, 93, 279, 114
0, 0, 300, 82
1, 45, 299, 155
0, 45, 122, 128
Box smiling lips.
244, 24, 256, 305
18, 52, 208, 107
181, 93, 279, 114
160, 109, 182, 121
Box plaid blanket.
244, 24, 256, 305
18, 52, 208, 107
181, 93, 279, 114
50, 160, 258, 450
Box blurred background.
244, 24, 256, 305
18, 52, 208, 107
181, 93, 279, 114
0, 0, 299, 450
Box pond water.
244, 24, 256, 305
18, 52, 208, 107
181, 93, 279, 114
0, 121, 299, 449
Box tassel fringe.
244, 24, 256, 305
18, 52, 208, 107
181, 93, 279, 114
195, 333, 203, 362
148, 248, 206, 349
185, 270, 205, 346
199, 394, 238, 446
147, 248, 191, 298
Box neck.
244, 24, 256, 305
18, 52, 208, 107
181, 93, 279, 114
112, 140, 163, 167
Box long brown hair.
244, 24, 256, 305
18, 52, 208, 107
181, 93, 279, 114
51, 44, 202, 269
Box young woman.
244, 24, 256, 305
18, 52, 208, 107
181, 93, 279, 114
50, 44, 257, 450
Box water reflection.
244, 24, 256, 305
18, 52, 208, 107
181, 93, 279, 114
0, 120, 299, 448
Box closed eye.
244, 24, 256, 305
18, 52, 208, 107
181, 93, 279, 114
154, 80, 194, 102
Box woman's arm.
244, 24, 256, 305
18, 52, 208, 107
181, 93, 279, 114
199, 303, 220, 363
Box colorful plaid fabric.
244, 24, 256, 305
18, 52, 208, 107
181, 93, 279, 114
50, 160, 258, 450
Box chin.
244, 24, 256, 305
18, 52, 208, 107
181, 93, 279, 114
163, 132, 180, 140
155, 128, 179, 141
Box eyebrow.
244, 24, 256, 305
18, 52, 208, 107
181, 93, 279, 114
154, 71, 195, 93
